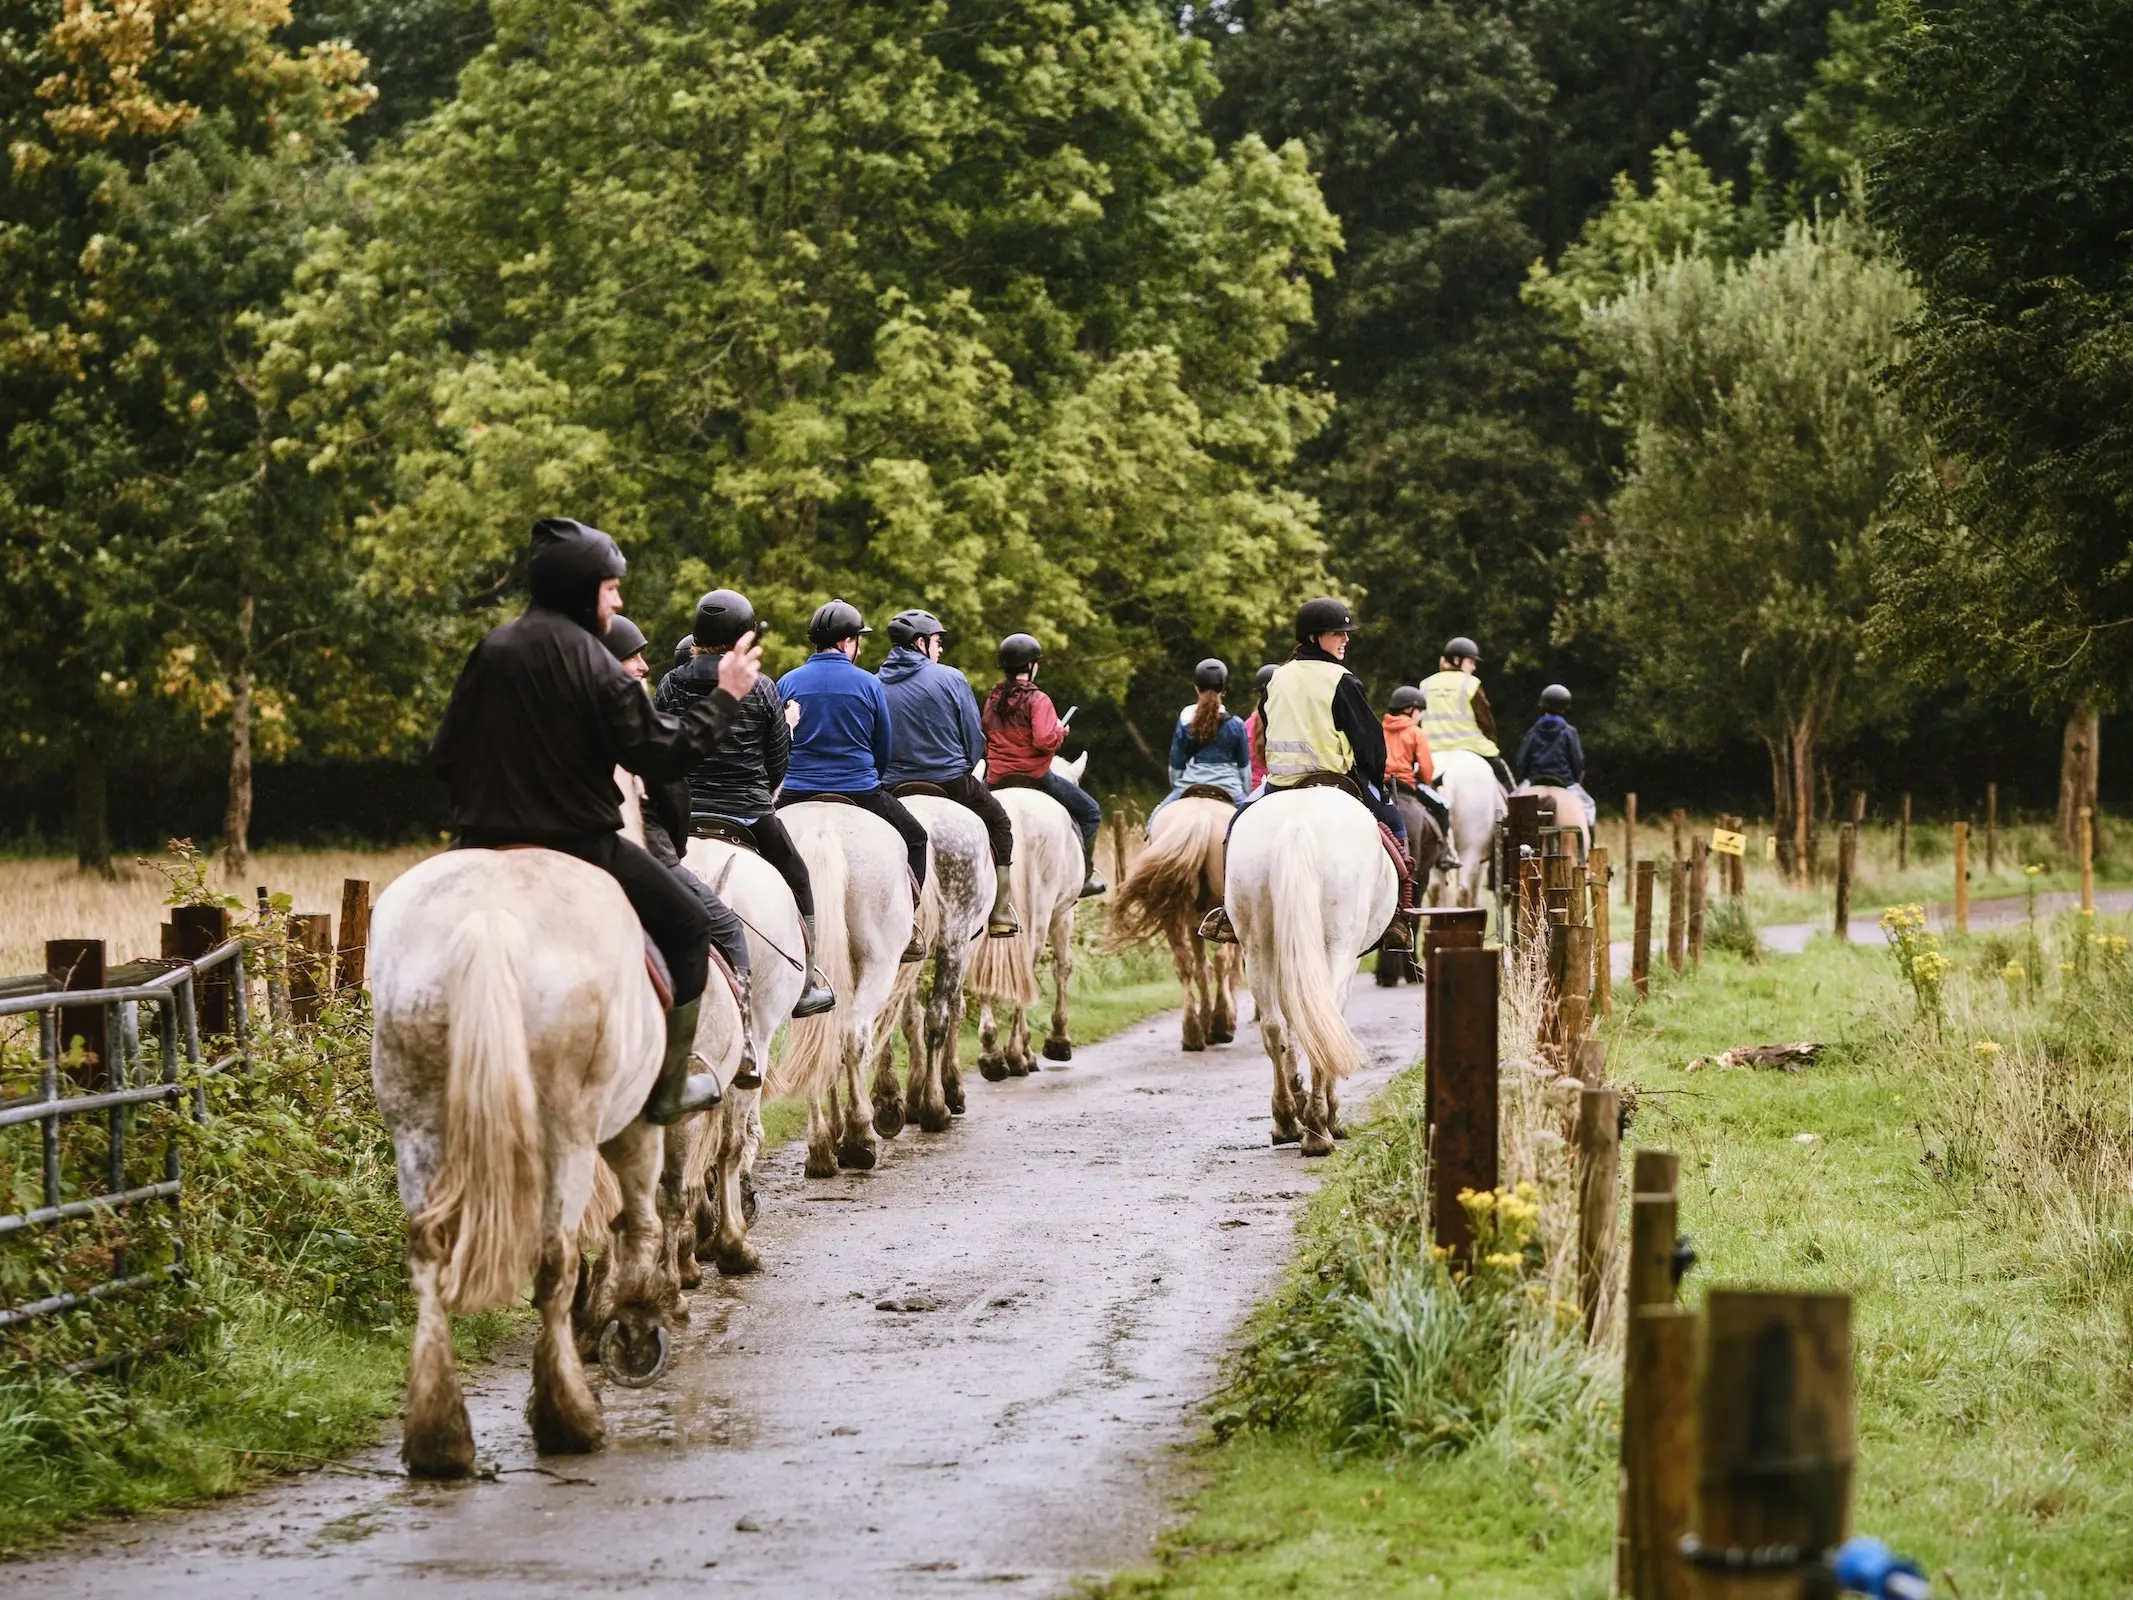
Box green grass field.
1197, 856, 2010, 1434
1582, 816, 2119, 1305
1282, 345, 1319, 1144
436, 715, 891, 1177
1114, 910, 2133, 1598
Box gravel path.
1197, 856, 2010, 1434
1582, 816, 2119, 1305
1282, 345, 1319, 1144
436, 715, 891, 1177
2, 985, 1425, 1598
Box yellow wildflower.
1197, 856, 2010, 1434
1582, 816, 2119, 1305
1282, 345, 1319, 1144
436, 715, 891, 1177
2002, 961, 2026, 981
1974, 1040, 2001, 1057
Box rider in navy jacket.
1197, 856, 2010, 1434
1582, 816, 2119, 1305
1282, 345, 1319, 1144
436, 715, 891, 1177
878, 642, 983, 786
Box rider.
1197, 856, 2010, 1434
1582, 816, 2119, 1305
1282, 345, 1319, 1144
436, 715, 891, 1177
775, 599, 932, 962
655, 588, 836, 1019
1154, 658, 1250, 815
428, 518, 759, 1126
1419, 636, 1515, 792
1242, 662, 1277, 792
607, 615, 767, 1086
1515, 683, 1596, 824
1383, 685, 1457, 863
1198, 598, 1420, 948
982, 634, 1106, 898
877, 609, 1022, 938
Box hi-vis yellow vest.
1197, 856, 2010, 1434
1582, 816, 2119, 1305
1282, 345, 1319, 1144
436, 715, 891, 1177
1263, 659, 1351, 786
1420, 670, 1498, 757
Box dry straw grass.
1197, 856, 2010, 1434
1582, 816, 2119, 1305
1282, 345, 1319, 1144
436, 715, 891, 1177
0, 846, 437, 976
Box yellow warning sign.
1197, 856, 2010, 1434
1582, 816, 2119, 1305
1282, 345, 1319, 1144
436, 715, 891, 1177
1710, 828, 1747, 858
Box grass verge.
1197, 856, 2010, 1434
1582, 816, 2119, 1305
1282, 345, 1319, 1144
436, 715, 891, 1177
1115, 911, 2133, 1597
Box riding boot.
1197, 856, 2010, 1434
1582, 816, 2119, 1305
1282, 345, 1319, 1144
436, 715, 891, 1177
730, 970, 762, 1090
987, 872, 1022, 939
792, 913, 836, 1018
1078, 849, 1108, 900
901, 871, 928, 964
642, 998, 721, 1125
1197, 905, 1238, 945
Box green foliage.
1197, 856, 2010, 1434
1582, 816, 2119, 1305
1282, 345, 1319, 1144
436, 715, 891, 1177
1868, 0, 2133, 712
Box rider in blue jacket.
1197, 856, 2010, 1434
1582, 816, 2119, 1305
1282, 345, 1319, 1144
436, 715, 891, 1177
877, 609, 1021, 937
775, 600, 931, 960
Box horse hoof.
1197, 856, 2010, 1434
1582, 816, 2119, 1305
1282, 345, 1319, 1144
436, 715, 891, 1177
598, 1319, 671, 1389
401, 1412, 477, 1479
837, 1140, 878, 1172
1300, 1129, 1336, 1158
943, 1077, 966, 1115
1209, 1026, 1235, 1045
1330, 1122, 1350, 1141
715, 1240, 762, 1277
740, 1170, 758, 1225
1181, 1035, 1206, 1053
678, 1259, 703, 1291
917, 1102, 952, 1134
874, 1099, 906, 1140
1043, 1039, 1072, 1062
1005, 1057, 1030, 1078
805, 1147, 839, 1179
979, 1057, 1009, 1083
1270, 1125, 1301, 1147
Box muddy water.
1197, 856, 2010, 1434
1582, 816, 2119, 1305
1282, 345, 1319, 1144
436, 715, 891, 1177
4, 986, 1423, 1597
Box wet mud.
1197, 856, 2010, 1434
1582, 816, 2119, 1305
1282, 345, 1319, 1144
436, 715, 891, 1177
2, 986, 1424, 1597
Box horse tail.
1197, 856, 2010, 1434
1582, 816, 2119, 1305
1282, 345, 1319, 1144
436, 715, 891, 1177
1269, 825, 1361, 1083
769, 828, 850, 1099
418, 908, 543, 1313
1108, 800, 1225, 951
967, 823, 1040, 1007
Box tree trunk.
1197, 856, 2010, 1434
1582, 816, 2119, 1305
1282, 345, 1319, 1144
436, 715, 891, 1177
221, 592, 255, 875
2056, 701, 2100, 852
1767, 737, 1795, 881
1789, 720, 1817, 890
74, 745, 113, 878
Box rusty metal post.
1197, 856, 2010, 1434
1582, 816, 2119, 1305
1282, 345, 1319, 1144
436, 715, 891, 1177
1633, 861, 1655, 999
337, 878, 372, 992
1427, 944, 1498, 1262
1687, 1292, 1853, 1600
1576, 1085, 1619, 1340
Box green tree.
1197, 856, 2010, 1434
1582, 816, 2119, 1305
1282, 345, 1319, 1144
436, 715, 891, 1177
1, 0, 377, 869
1869, 0, 2133, 845
268, 0, 1340, 744
1581, 217, 1922, 878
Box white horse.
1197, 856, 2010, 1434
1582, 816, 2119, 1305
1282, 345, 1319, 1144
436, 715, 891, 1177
1515, 782, 1593, 859
369, 846, 741, 1476
870, 793, 994, 1136
771, 801, 917, 1178
967, 781, 1086, 1078
1428, 748, 1506, 908
1226, 787, 1396, 1156
1109, 795, 1239, 1051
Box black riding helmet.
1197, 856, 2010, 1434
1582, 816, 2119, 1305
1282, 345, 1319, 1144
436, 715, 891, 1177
1295, 597, 1358, 643
526, 517, 625, 630
998, 633, 1042, 674
1388, 684, 1426, 714
602, 614, 648, 662
808, 598, 870, 649
673, 633, 696, 668
1540, 683, 1572, 713
1193, 658, 1228, 692
888, 609, 946, 648
1254, 663, 1278, 691
1442, 635, 1481, 663
693, 588, 758, 649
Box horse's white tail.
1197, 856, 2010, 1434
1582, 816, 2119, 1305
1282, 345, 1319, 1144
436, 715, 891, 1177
416, 908, 542, 1312
769, 831, 851, 1099
966, 845, 1039, 1006
1107, 800, 1225, 950
1269, 832, 1360, 1082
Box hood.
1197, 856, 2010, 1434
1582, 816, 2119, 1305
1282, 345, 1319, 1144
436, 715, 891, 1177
878, 644, 929, 685
1382, 712, 1412, 736
527, 517, 625, 626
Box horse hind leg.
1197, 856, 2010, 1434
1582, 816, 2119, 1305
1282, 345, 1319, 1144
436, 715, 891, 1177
913, 958, 955, 1133
1169, 925, 1206, 1052
1261, 1014, 1303, 1147
1006, 1003, 1033, 1076
837, 1023, 880, 1170
870, 1003, 907, 1141
528, 1225, 605, 1456
661, 1122, 702, 1298
804, 1086, 840, 1180
706, 1094, 761, 1276
401, 1220, 478, 1478
1299, 1067, 1337, 1160
1208, 943, 1238, 1045
1041, 911, 1074, 1063
977, 997, 1009, 1083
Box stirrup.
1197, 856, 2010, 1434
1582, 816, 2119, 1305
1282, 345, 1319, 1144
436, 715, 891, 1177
1078, 872, 1108, 900
1197, 906, 1238, 945
900, 933, 927, 964
987, 906, 1021, 939
791, 969, 836, 1018
1382, 919, 1414, 954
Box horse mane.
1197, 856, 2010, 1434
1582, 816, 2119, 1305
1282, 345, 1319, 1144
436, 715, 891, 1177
1188, 689, 1225, 747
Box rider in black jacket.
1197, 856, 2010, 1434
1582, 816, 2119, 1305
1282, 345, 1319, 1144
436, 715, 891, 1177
429, 518, 761, 1124
655, 589, 836, 1017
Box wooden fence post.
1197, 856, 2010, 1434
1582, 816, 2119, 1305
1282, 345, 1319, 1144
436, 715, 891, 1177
45, 939, 108, 1086
1421, 907, 1490, 1136
1576, 1086, 1620, 1341
1899, 793, 1911, 871
1427, 944, 1499, 1262
1833, 822, 1856, 942
1667, 856, 1687, 974
337, 878, 372, 993
2080, 805, 2095, 914
1589, 846, 1613, 1016
1634, 1307, 1699, 1600
1953, 821, 1970, 935
1633, 861, 1656, 999
1624, 793, 1639, 905
255, 886, 287, 1024
1687, 1292, 1853, 1599
1671, 808, 1686, 869
1986, 781, 1998, 875
1110, 809, 1128, 890
167, 904, 233, 1033
1688, 839, 1708, 968
1620, 1149, 1683, 1599
288, 913, 335, 1024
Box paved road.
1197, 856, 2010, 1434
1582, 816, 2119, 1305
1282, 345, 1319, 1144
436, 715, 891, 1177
3, 987, 1425, 1598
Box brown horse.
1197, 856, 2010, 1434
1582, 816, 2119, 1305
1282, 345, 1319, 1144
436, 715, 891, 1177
1109, 794, 1241, 1051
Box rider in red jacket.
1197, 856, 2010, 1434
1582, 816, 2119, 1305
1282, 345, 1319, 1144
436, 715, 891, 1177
982, 634, 1106, 897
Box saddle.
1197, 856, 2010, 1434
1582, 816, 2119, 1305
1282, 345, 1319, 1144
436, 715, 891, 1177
1277, 773, 1414, 894
1179, 782, 1237, 803
690, 813, 761, 855
988, 773, 1048, 793
890, 780, 951, 800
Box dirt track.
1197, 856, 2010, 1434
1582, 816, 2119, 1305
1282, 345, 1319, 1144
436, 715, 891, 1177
3, 984, 1424, 1598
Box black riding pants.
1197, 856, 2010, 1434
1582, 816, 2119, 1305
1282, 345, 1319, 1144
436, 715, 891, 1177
933, 773, 1015, 867
717, 811, 815, 919
778, 787, 931, 888
672, 861, 750, 978
461, 828, 712, 1006
1031, 772, 1103, 862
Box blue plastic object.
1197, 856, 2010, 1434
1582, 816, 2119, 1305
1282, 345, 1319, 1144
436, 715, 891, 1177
1832, 1536, 1931, 1599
